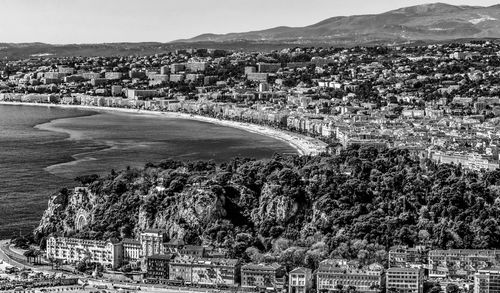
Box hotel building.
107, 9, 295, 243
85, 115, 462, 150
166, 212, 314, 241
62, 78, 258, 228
46, 236, 122, 269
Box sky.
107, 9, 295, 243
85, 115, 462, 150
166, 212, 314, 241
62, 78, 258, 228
0, 0, 499, 44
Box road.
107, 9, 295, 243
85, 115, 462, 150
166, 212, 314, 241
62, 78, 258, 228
0, 240, 240, 293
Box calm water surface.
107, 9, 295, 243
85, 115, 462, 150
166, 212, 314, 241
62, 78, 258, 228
0, 104, 296, 238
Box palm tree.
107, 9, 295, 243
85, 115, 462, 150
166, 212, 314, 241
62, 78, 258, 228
24, 249, 42, 264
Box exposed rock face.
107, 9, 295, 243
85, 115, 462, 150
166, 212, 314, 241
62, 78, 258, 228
251, 183, 299, 226
35, 187, 95, 236
34, 161, 304, 247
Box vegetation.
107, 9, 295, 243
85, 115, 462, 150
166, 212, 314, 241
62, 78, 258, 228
35, 146, 500, 270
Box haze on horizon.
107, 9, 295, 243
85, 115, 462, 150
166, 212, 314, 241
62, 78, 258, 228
1, 0, 499, 44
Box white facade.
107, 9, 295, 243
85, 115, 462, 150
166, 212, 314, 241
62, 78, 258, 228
46, 236, 122, 269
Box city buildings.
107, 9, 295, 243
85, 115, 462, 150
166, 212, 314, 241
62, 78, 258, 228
140, 229, 167, 258
122, 238, 142, 264
316, 259, 384, 293
241, 263, 286, 290
386, 268, 424, 293
428, 250, 500, 279
388, 245, 428, 268
146, 254, 174, 282
169, 257, 240, 286
289, 267, 312, 293
45, 236, 122, 269
475, 268, 500, 293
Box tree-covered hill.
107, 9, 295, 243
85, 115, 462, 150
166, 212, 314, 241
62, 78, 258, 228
34, 146, 500, 270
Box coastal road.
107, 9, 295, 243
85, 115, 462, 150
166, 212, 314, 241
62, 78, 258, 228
0, 239, 29, 269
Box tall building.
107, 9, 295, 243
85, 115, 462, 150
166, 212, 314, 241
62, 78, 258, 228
257, 63, 281, 73
289, 267, 313, 293
140, 229, 166, 258
475, 268, 500, 293
122, 238, 142, 264
386, 267, 424, 293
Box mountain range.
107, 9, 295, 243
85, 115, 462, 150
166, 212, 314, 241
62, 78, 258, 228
2, 3, 500, 59
179, 2, 500, 44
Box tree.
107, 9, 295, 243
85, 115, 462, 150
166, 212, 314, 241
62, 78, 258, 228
446, 284, 459, 293
74, 174, 99, 185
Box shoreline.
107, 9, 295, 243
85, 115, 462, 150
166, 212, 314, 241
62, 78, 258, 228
0, 101, 327, 156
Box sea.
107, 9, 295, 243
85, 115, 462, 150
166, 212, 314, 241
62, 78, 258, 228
0, 104, 297, 239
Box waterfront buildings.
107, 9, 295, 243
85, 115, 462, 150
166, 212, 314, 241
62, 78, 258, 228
45, 236, 122, 269
289, 267, 313, 293
316, 259, 384, 293
169, 257, 240, 286
241, 263, 286, 290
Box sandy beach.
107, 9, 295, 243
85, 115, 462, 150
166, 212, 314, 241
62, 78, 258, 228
0, 101, 327, 156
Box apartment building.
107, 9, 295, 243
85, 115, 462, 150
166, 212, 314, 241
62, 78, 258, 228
122, 238, 142, 264
140, 229, 167, 258
146, 254, 175, 282
386, 268, 424, 293
169, 257, 240, 286
429, 250, 500, 279
241, 263, 286, 290
289, 267, 313, 293
317, 260, 384, 293
46, 236, 122, 269
388, 245, 428, 268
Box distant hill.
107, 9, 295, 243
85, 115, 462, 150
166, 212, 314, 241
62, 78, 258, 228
2, 3, 500, 59
0, 41, 312, 59
178, 2, 500, 45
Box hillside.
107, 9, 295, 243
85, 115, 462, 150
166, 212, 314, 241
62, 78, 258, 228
33, 147, 500, 268
180, 3, 500, 44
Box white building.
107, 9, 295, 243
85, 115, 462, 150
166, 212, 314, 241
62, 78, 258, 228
46, 236, 122, 269
122, 238, 142, 264
289, 267, 312, 293
140, 229, 166, 258
386, 267, 424, 293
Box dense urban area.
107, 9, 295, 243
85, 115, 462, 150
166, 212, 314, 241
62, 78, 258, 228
3, 41, 500, 293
